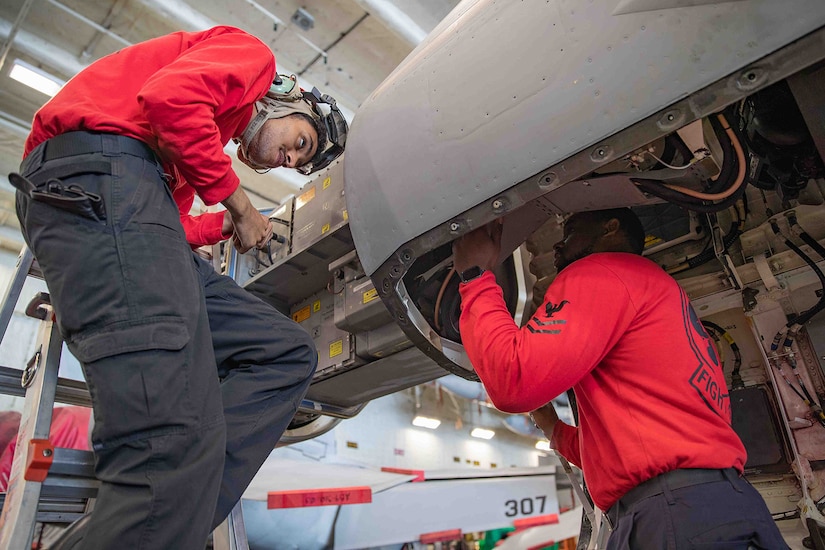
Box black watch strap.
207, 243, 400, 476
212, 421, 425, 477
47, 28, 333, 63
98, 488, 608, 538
458, 265, 485, 283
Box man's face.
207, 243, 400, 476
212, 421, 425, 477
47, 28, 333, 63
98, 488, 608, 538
553, 214, 604, 272
238, 115, 319, 171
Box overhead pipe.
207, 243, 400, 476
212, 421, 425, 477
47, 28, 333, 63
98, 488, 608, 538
349, 0, 427, 46
0, 17, 87, 78
79, 0, 130, 60
0, 0, 36, 70
44, 0, 131, 48
131, 0, 216, 31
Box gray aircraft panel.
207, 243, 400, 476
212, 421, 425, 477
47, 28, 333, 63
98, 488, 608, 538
344, 0, 825, 275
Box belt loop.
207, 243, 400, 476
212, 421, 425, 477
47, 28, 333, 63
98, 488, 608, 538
722, 468, 743, 493
101, 134, 119, 157
21, 141, 47, 176
660, 475, 676, 506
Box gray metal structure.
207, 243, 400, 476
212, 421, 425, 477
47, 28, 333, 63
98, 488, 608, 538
346, 0, 825, 275
343, 0, 825, 376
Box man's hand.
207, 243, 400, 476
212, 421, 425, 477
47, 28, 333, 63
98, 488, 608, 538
232, 214, 273, 252
452, 220, 503, 273
530, 402, 559, 440
221, 186, 273, 253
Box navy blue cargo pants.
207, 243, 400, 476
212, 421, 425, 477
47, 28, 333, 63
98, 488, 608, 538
605, 468, 789, 549
14, 131, 317, 549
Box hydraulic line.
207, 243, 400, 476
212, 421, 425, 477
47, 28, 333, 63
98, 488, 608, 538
665, 203, 745, 274
433, 268, 454, 332
632, 112, 749, 213
788, 213, 825, 325
633, 113, 745, 201
766, 220, 825, 427
659, 114, 746, 201
771, 220, 825, 328
702, 320, 743, 389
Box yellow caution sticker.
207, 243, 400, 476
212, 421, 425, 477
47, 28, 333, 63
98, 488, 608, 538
296, 186, 316, 210
362, 288, 378, 304
330, 339, 343, 358
313, 300, 321, 313
323, 177, 331, 190
322, 223, 331, 234
644, 234, 663, 247
292, 305, 311, 323
343, 209, 348, 221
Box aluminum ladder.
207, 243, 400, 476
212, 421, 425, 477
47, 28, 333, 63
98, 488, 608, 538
0, 246, 248, 549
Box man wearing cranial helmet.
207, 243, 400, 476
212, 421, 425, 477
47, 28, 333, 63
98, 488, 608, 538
12, 25, 347, 548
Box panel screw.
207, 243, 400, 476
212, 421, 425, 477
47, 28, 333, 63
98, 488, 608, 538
590, 145, 613, 162
450, 222, 461, 232
539, 172, 559, 188
736, 68, 764, 91
43, 449, 52, 457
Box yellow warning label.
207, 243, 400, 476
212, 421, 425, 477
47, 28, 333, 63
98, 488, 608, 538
343, 210, 348, 221
330, 339, 343, 358
313, 300, 321, 313
323, 177, 332, 190
292, 305, 311, 323
644, 234, 663, 247
296, 186, 316, 210
322, 223, 331, 234
363, 288, 378, 304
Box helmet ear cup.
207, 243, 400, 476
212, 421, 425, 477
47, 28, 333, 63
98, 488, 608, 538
267, 74, 300, 101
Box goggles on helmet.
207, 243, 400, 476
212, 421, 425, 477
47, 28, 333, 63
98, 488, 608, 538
236, 74, 348, 175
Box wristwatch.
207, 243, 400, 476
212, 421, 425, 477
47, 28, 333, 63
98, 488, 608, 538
457, 265, 485, 283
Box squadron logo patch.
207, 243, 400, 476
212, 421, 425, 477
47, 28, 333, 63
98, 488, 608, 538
545, 300, 569, 318
681, 292, 730, 419
528, 300, 570, 334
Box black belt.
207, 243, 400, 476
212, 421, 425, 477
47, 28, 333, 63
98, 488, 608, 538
607, 468, 736, 525
21, 131, 158, 174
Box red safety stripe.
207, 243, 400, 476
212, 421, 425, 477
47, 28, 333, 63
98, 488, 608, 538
380, 466, 425, 482
420, 528, 462, 543
514, 513, 559, 530
267, 486, 372, 509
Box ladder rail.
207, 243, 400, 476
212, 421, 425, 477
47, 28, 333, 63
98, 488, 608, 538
0, 246, 34, 343
0, 308, 62, 548
0, 246, 251, 547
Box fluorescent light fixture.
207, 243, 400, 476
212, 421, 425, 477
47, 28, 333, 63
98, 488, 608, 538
535, 440, 551, 452
412, 416, 441, 429
9, 60, 65, 97
470, 428, 495, 440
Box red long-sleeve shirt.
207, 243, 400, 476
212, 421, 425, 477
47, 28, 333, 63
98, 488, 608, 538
459, 252, 746, 511
24, 26, 277, 246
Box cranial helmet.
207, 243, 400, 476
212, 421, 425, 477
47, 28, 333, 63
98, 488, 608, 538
237, 74, 348, 175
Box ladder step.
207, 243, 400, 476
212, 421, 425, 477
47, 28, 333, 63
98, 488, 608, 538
0, 493, 90, 525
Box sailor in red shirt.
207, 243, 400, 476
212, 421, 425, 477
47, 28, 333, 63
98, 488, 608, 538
453, 208, 786, 549
11, 26, 346, 549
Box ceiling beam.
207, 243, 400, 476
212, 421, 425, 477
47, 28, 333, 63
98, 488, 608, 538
350, 0, 427, 46
0, 16, 87, 78
131, 0, 217, 32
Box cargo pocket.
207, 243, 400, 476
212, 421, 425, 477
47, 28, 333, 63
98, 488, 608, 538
72, 317, 188, 363
30, 180, 106, 223
69, 318, 195, 447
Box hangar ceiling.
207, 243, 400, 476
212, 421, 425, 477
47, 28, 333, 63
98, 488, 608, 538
0, 0, 462, 251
